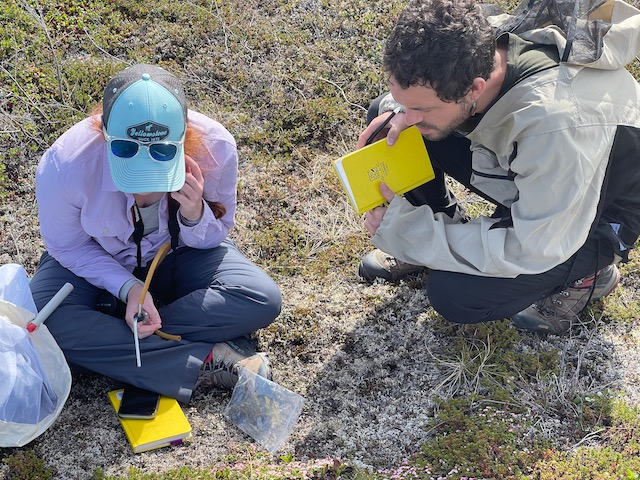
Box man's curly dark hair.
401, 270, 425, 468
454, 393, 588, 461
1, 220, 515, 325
383, 0, 496, 102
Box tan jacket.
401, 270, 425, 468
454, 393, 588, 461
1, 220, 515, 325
373, 0, 640, 277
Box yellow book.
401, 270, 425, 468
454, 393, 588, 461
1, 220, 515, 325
333, 126, 435, 214
107, 389, 192, 454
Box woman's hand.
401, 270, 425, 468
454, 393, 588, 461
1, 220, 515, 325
171, 155, 205, 222
125, 282, 162, 339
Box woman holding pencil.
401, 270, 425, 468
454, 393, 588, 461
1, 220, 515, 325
29, 64, 281, 403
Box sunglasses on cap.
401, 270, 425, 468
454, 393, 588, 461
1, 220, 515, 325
103, 129, 184, 162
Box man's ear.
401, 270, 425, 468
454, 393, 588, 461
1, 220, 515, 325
469, 77, 487, 103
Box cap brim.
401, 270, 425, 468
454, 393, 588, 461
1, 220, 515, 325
107, 144, 185, 194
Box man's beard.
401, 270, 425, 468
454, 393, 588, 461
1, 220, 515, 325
417, 99, 473, 141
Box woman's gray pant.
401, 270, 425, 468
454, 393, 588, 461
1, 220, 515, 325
29, 239, 282, 403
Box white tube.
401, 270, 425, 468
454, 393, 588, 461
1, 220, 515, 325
28, 282, 74, 332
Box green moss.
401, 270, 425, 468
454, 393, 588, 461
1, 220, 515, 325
61, 60, 122, 114
3, 0, 640, 478
89, 448, 342, 479
248, 218, 306, 275
627, 57, 640, 80
532, 447, 640, 480
414, 397, 549, 478
434, 320, 560, 396
608, 399, 640, 455
0, 161, 6, 200
599, 285, 640, 325
306, 234, 369, 277
2, 449, 57, 480
0, 3, 36, 59
571, 389, 616, 434
463, 197, 496, 218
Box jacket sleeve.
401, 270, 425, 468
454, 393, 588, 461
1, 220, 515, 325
372, 125, 614, 277
36, 147, 136, 297
377, 93, 403, 115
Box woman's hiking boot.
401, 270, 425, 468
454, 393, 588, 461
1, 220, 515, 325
511, 264, 621, 335
196, 337, 272, 390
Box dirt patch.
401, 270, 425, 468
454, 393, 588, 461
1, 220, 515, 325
2, 156, 639, 478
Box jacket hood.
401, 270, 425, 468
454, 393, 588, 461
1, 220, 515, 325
488, 0, 640, 70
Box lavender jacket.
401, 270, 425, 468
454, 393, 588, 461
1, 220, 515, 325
35, 110, 238, 297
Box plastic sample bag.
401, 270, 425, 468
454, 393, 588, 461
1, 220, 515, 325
224, 367, 304, 453
0, 311, 57, 424
0, 264, 72, 447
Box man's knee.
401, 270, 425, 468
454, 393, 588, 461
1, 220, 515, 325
366, 95, 386, 125
427, 271, 487, 324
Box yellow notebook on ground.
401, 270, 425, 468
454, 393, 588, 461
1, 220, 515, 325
107, 389, 192, 454
333, 126, 435, 214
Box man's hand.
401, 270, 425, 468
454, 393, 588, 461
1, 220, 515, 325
364, 182, 396, 236
171, 155, 205, 222
125, 283, 162, 339
356, 111, 408, 149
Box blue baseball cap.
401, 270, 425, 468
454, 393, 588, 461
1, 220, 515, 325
102, 64, 187, 193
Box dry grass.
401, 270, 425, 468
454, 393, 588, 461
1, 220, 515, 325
1, 0, 640, 479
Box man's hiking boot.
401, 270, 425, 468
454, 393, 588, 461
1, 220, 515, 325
511, 264, 621, 335
196, 337, 272, 390
358, 248, 427, 283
